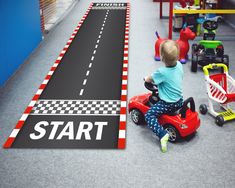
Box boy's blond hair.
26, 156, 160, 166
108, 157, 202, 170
160, 40, 179, 67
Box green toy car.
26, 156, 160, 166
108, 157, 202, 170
191, 20, 229, 72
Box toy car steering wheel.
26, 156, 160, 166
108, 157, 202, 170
144, 82, 158, 92
144, 81, 159, 105
203, 20, 218, 31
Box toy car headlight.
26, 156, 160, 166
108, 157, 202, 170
180, 124, 188, 129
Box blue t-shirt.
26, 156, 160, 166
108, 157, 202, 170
152, 61, 183, 103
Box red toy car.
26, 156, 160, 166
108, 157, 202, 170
128, 82, 200, 142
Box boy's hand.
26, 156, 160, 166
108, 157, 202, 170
144, 76, 153, 83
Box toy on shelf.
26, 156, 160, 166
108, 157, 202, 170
173, 0, 222, 35
204, 0, 223, 24
128, 81, 200, 142
182, 13, 222, 36
191, 20, 229, 72
155, 27, 196, 64
179, 0, 194, 8
173, 0, 201, 32
205, 14, 222, 23
194, 0, 201, 6
206, 0, 218, 9
199, 64, 235, 126
176, 0, 200, 9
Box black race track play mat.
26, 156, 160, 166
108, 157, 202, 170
4, 3, 130, 149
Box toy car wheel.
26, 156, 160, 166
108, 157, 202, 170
163, 124, 180, 143
216, 46, 224, 57
130, 109, 145, 125
215, 115, 224, 127
191, 54, 198, 72
191, 44, 198, 72
199, 104, 208, 115
220, 55, 229, 73
217, 17, 223, 23
223, 55, 229, 66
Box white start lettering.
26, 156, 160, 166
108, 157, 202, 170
29, 121, 108, 140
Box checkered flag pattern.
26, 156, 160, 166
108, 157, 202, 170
31, 100, 121, 115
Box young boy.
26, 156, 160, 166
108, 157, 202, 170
145, 40, 184, 153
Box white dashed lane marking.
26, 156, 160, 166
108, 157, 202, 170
79, 89, 84, 96
83, 79, 87, 85
79, 10, 110, 96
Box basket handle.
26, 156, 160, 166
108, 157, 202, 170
203, 63, 228, 75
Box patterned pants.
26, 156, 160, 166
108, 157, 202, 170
145, 98, 183, 139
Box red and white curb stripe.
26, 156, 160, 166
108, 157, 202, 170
3, 3, 94, 149
118, 3, 130, 149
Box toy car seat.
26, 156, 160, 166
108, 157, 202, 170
166, 97, 195, 117
199, 40, 224, 57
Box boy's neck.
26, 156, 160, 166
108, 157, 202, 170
165, 61, 177, 68
166, 64, 177, 68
